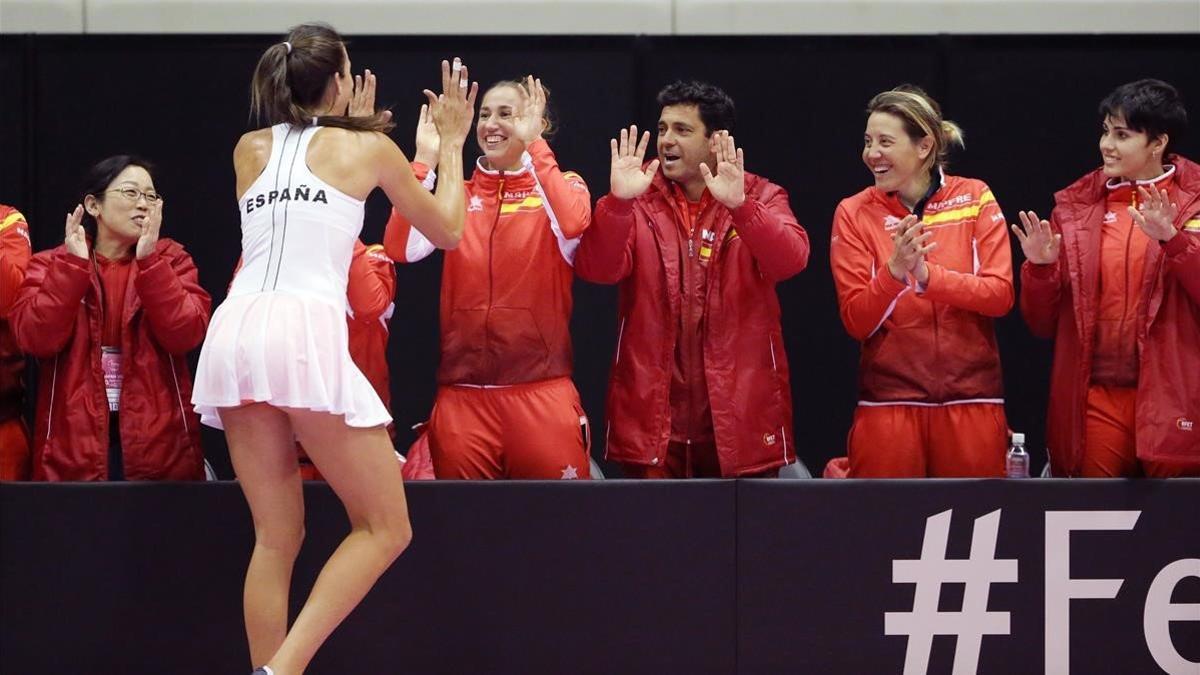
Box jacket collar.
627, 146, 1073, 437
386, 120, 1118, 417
1104, 163, 1176, 193
470, 153, 535, 189
1058, 156, 1200, 210
870, 167, 946, 216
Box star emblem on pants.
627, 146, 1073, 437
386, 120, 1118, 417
560, 464, 579, 480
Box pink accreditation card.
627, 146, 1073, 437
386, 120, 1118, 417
101, 346, 122, 412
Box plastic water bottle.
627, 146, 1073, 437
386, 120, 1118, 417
1006, 432, 1030, 478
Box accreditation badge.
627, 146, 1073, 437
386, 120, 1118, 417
101, 346, 123, 412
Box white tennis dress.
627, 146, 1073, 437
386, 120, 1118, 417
192, 123, 392, 429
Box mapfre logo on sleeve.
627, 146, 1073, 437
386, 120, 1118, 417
1176, 417, 1194, 432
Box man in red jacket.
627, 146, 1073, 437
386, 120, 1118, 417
576, 81, 810, 478
0, 204, 32, 479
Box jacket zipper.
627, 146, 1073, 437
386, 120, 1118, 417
91, 253, 113, 468
614, 316, 626, 365
46, 356, 58, 440
486, 177, 504, 365
169, 359, 188, 435
681, 211, 694, 450
1123, 193, 1136, 363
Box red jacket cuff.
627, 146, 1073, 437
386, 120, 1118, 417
730, 198, 757, 225
1023, 260, 1058, 280
136, 250, 162, 269
601, 195, 636, 215
1162, 230, 1191, 256
62, 252, 90, 271
526, 138, 552, 158
877, 265, 908, 295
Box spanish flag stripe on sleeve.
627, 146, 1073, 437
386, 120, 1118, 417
923, 204, 982, 226
0, 212, 25, 231
499, 196, 544, 214
979, 189, 996, 205
1183, 218, 1200, 232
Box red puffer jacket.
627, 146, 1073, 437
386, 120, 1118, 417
0, 205, 32, 423
10, 240, 211, 480
576, 170, 809, 477
1020, 156, 1200, 474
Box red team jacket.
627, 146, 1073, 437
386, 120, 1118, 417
347, 241, 398, 409
831, 173, 1014, 404
1021, 156, 1200, 472
575, 171, 810, 476
11, 240, 211, 480
0, 206, 31, 423
384, 138, 591, 386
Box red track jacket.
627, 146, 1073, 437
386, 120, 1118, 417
0, 206, 31, 423
576, 170, 809, 476
384, 139, 591, 386
831, 173, 1014, 404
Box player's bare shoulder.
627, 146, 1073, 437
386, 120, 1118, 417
234, 128, 275, 196
234, 128, 273, 165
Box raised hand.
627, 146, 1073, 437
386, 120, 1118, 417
424, 57, 478, 149
413, 103, 440, 168
699, 130, 745, 209
513, 75, 547, 146
64, 205, 88, 259
1130, 186, 1179, 242
135, 199, 163, 260
1011, 210, 1061, 265
349, 69, 393, 124
609, 125, 659, 200
887, 215, 935, 282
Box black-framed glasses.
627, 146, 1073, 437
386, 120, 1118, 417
106, 188, 163, 204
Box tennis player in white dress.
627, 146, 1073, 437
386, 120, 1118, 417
192, 22, 476, 675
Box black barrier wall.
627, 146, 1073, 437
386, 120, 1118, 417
1, 481, 1197, 673
1, 35, 1199, 477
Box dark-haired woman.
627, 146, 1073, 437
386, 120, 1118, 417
190, 23, 474, 675
384, 76, 594, 479
1015, 78, 1200, 477
831, 85, 1014, 477
10, 156, 210, 481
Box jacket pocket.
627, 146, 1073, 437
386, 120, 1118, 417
486, 307, 550, 374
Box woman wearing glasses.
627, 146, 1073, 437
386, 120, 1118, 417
190, 23, 473, 675
10, 155, 211, 481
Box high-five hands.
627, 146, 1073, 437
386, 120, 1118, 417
1130, 186, 1179, 242
424, 57, 478, 149
699, 131, 745, 209
64, 205, 88, 259
514, 75, 548, 146
135, 200, 163, 260
348, 68, 393, 124
609, 125, 659, 200
413, 102, 440, 169
1011, 211, 1061, 265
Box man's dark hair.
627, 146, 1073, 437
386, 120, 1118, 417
656, 80, 736, 136
1098, 79, 1187, 156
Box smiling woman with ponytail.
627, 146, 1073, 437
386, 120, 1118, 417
191, 22, 477, 675
830, 84, 1015, 478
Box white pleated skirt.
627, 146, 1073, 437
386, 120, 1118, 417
191, 291, 391, 430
